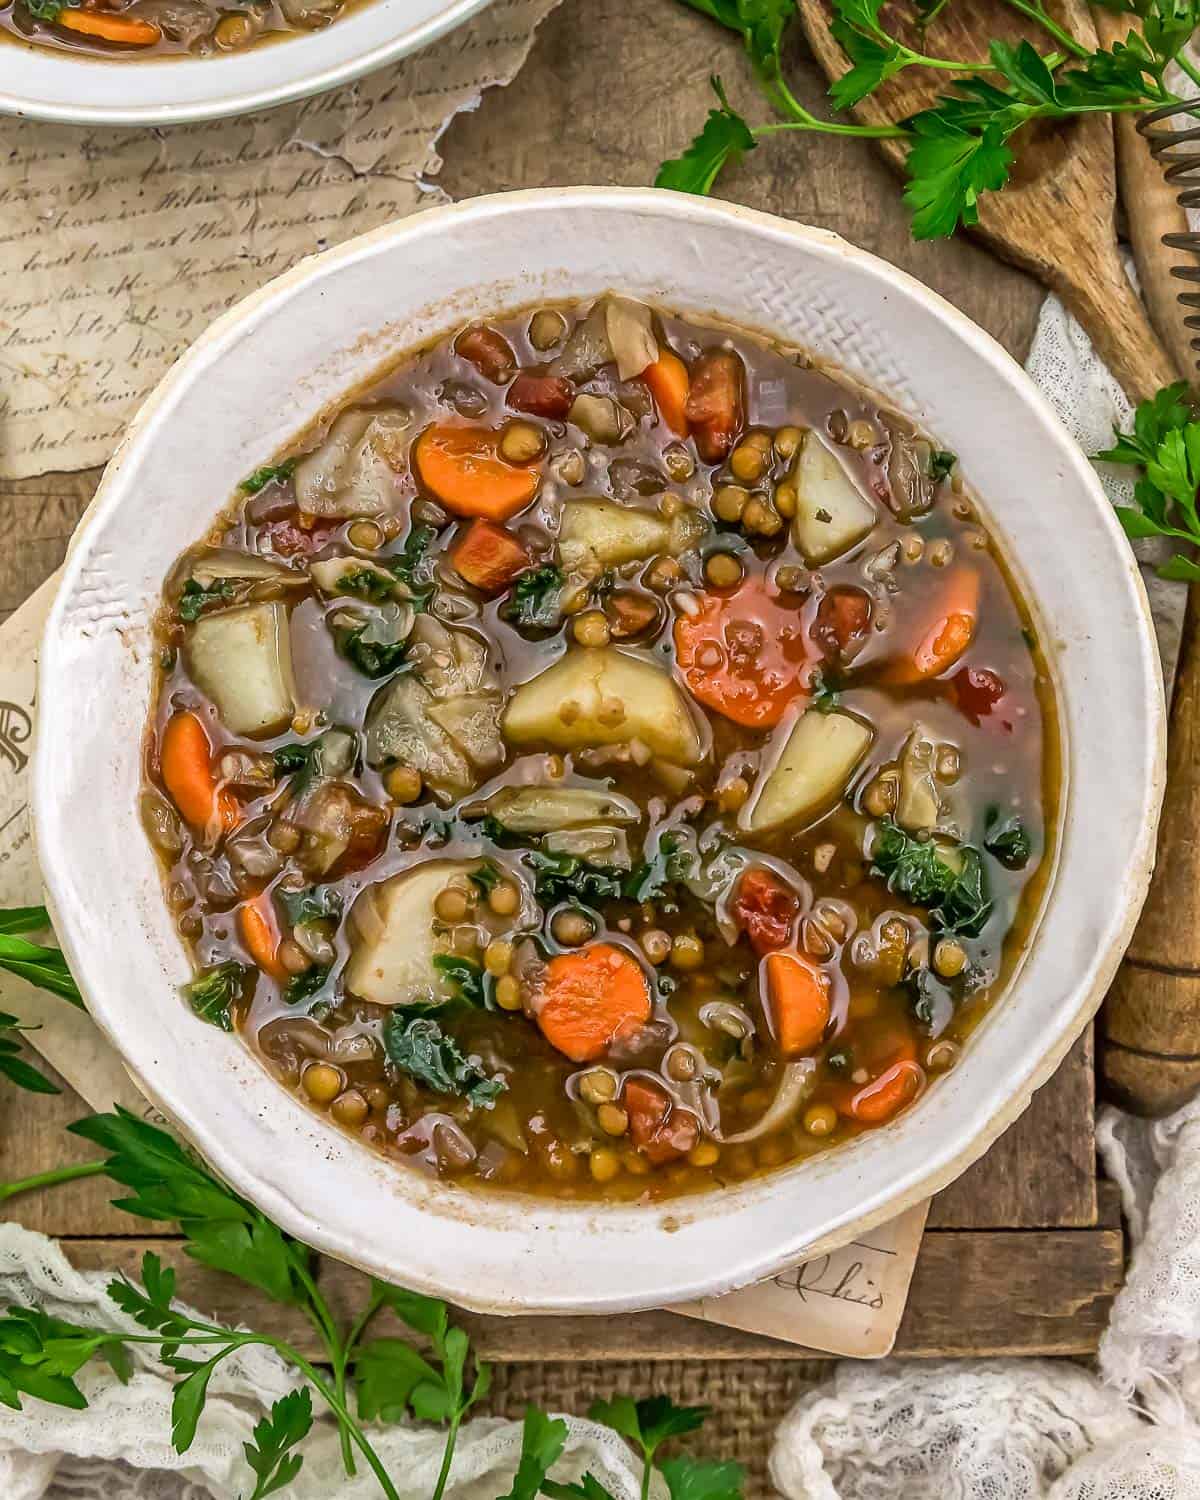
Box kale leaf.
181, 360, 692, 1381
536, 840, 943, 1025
870, 821, 992, 937
181, 962, 254, 1031
177, 579, 236, 623
504, 565, 564, 630
983, 809, 1032, 870
383, 1008, 505, 1106
239, 460, 297, 495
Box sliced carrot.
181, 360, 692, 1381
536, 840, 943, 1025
643, 350, 690, 437
160, 710, 237, 837
883, 569, 980, 684
843, 1059, 924, 1124
58, 7, 161, 44
238, 894, 287, 983
673, 574, 814, 728
536, 942, 651, 1063
413, 425, 540, 521
764, 951, 831, 1057
624, 1077, 701, 1165
450, 519, 530, 594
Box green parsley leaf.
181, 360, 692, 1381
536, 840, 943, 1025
829, 16, 907, 108
181, 961, 254, 1032
497, 1403, 570, 1500
333, 567, 397, 604
504, 566, 564, 630
0, 1012, 59, 1095
589, 1395, 709, 1462
660, 1456, 746, 1500
244, 1388, 313, 1500
679, 0, 795, 95
239, 460, 297, 495
902, 113, 1014, 239
177, 578, 236, 623
354, 1281, 491, 1429
24, 0, 64, 17
0, 1305, 112, 1411
656, 77, 757, 196
468, 859, 502, 896
70, 1111, 317, 1307
543, 1477, 618, 1500
389, 523, 437, 606
929, 449, 957, 481
0, 912, 83, 1008
383, 1008, 505, 1106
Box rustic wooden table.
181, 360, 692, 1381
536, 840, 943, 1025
0, 0, 1123, 1487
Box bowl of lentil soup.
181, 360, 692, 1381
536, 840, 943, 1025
0, 0, 492, 125
35, 189, 1164, 1312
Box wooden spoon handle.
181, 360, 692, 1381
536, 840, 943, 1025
1101, 583, 1200, 1113
1047, 241, 1181, 406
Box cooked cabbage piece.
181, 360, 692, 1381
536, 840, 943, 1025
293, 406, 410, 519
503, 647, 704, 765
743, 708, 874, 833
558, 498, 705, 571
186, 601, 296, 738
478, 784, 640, 833
365, 617, 502, 797
791, 433, 877, 565
309, 556, 399, 599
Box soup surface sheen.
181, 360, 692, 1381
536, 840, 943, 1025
143, 295, 1058, 1202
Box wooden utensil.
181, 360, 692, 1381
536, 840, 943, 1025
1085, 23, 1200, 1113
796, 0, 1177, 403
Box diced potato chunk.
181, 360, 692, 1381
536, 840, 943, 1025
293, 406, 410, 519
558, 498, 705, 571
503, 648, 704, 765
743, 708, 874, 833
345, 860, 472, 1006
791, 433, 877, 565
186, 601, 296, 739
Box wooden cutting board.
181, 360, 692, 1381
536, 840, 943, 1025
796, 0, 1177, 404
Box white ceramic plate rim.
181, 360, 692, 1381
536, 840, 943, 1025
34, 189, 1166, 1313
0, 0, 491, 125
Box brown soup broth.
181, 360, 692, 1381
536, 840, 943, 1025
142, 296, 1060, 1203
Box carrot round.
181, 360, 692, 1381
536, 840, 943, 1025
160, 710, 237, 837
884, 569, 980, 684
764, 951, 831, 1057
536, 942, 651, 1063
414, 425, 540, 521
238, 894, 287, 982
58, 7, 161, 43
644, 350, 690, 437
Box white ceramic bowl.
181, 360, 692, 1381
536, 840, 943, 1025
0, 0, 490, 125
35, 189, 1166, 1314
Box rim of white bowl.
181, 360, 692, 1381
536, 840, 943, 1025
0, 0, 492, 126
34, 189, 1167, 1312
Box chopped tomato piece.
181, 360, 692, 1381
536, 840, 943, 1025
454, 325, 516, 383
507, 373, 574, 420
262, 517, 337, 558
673, 575, 814, 728
450, 519, 530, 594
733, 867, 802, 956
684, 349, 745, 463
624, 1077, 701, 1164
414, 425, 540, 521
813, 585, 873, 664
537, 943, 651, 1063
764, 951, 831, 1057
952, 665, 1006, 725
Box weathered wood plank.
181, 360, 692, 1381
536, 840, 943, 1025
45, 1229, 1121, 1359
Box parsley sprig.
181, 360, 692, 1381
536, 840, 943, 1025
659, 0, 1199, 239
1095, 380, 1200, 581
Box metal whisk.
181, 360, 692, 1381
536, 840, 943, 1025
1139, 100, 1200, 370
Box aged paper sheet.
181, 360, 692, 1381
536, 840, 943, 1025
0, 0, 559, 479
0, 575, 925, 1355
